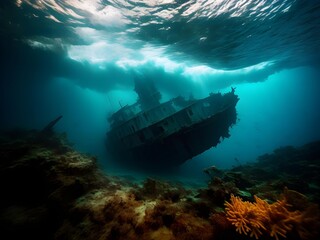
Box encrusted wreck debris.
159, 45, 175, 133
106, 80, 239, 169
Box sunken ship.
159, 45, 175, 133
106, 78, 239, 169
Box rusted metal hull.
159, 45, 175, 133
106, 100, 238, 170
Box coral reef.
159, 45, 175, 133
225, 193, 320, 240
0, 129, 109, 239
0, 129, 319, 239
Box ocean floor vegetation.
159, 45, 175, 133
0, 129, 319, 240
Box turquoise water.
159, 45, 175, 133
1, 0, 319, 180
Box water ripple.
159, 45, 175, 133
14, 0, 320, 70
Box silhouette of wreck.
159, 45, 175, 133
106, 78, 239, 170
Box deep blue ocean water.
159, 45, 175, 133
1, 0, 320, 182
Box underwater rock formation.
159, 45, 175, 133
0, 129, 107, 239
0, 130, 319, 240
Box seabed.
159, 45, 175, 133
0, 129, 319, 240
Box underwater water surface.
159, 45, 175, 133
1, 0, 320, 239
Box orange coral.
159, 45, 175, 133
224, 195, 267, 239
225, 194, 303, 240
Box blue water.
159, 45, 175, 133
1, 0, 320, 181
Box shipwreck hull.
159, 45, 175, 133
106, 104, 237, 170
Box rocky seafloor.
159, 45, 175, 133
0, 129, 319, 240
